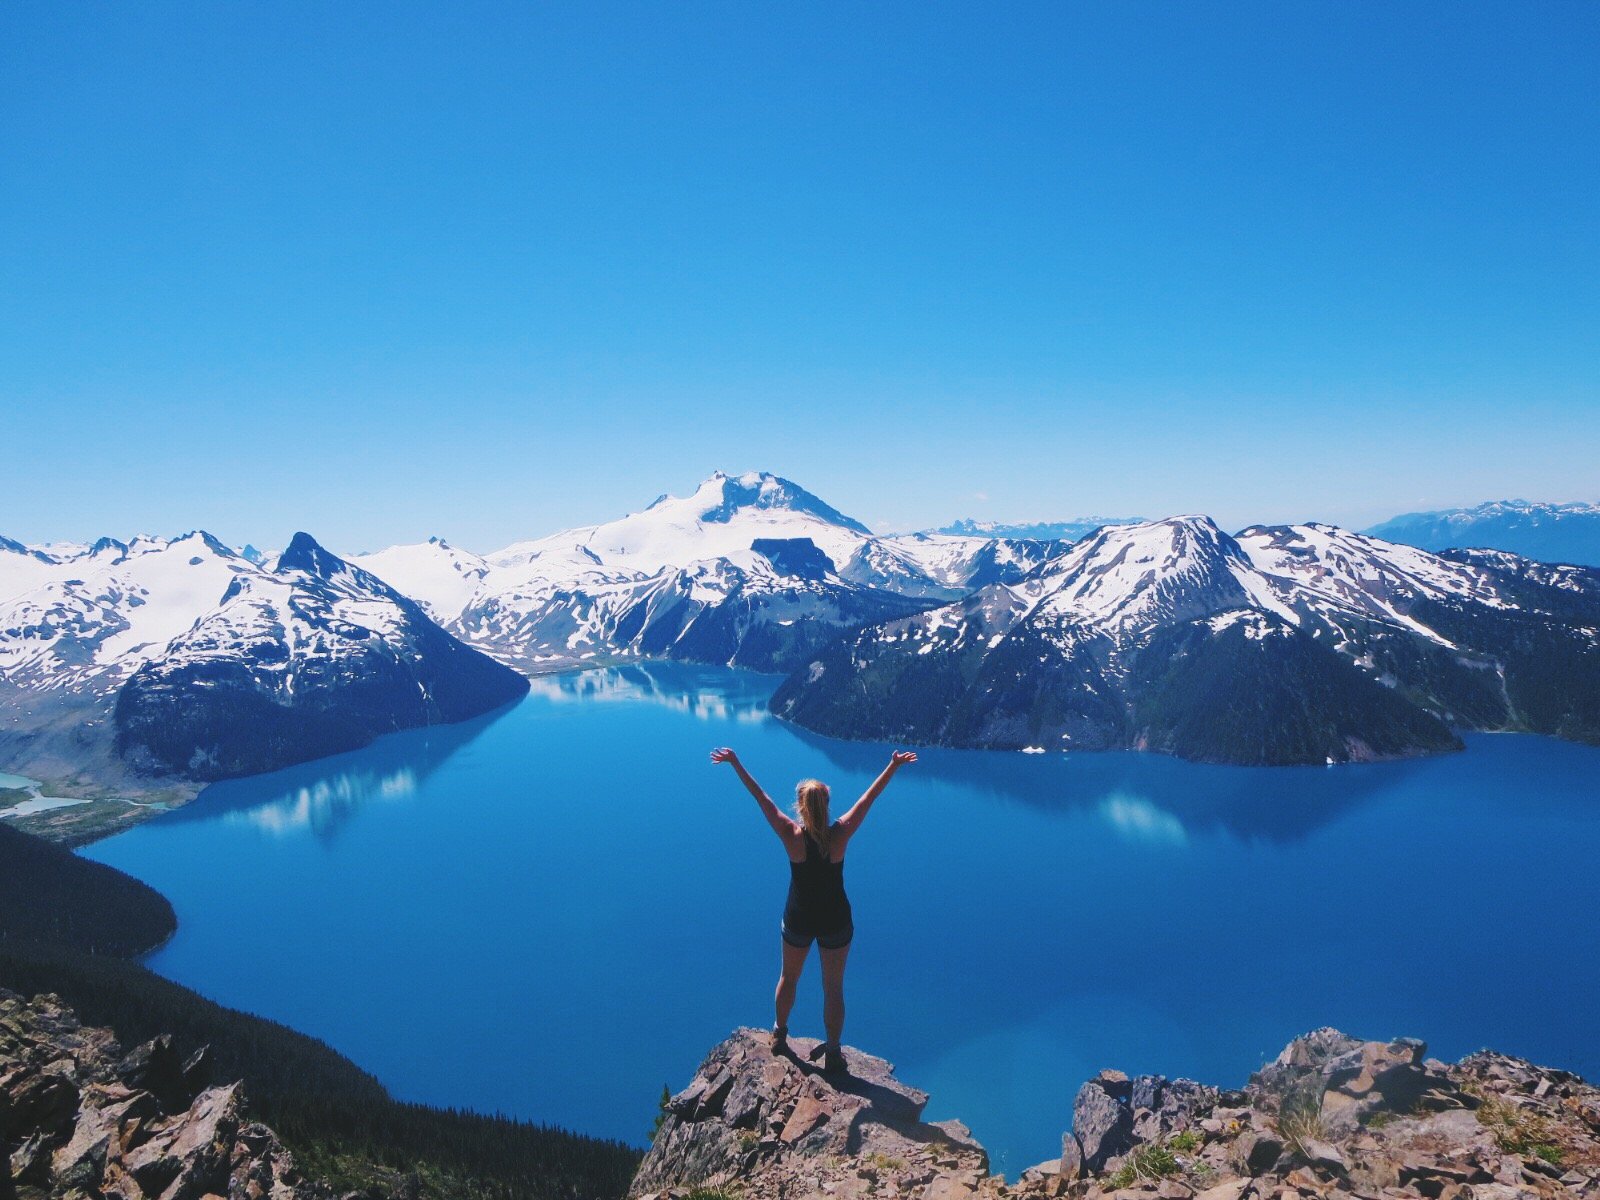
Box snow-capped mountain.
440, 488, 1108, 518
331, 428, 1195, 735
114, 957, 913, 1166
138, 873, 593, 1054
0, 531, 527, 784
350, 471, 1066, 672
835, 532, 1066, 599
114, 534, 528, 779
483, 471, 875, 579
770, 515, 1600, 765
0, 532, 260, 695
0, 536, 74, 600
2, 472, 1071, 790
935, 516, 1144, 541
1364, 500, 1600, 567
349, 536, 493, 624
26, 474, 1596, 787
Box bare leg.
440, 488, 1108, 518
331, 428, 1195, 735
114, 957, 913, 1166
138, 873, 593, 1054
820, 941, 850, 1048
776, 938, 809, 1031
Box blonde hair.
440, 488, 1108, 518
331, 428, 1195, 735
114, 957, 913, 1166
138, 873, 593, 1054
794, 778, 832, 857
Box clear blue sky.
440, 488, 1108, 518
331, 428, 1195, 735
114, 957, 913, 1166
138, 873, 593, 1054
3, 2, 1596, 552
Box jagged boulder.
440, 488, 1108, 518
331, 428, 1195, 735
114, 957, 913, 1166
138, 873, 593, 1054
1065, 1068, 1218, 1175
0, 989, 349, 1200
1045, 1031, 1600, 1200
1072, 1070, 1135, 1173
114, 1036, 210, 1116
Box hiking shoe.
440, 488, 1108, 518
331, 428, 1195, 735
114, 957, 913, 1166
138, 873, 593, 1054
808, 1041, 846, 1075
772, 1025, 789, 1055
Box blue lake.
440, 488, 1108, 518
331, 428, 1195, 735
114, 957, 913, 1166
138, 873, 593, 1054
84, 662, 1600, 1172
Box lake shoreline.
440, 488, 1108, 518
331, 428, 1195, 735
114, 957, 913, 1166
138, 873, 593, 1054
75, 663, 1600, 1167
18, 651, 1585, 849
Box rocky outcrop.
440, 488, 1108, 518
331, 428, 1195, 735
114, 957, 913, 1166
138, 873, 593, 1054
633, 1028, 1600, 1200
630, 1028, 989, 1200
0, 989, 355, 1200
1066, 1070, 1221, 1176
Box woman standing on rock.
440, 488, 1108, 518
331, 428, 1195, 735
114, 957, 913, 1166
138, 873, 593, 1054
710, 746, 917, 1075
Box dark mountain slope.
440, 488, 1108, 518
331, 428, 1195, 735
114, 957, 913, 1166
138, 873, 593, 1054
0, 821, 175, 955
114, 533, 529, 780
773, 518, 1600, 765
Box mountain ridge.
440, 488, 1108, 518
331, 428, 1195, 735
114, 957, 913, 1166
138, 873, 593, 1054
1365, 498, 1600, 567
0, 531, 529, 817
770, 515, 1600, 765
347, 471, 1068, 674
936, 515, 1145, 540
9, 478, 1600, 822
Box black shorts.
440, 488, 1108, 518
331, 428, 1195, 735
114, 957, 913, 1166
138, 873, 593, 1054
780, 918, 853, 950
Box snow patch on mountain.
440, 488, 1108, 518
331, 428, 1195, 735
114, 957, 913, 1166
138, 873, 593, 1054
0, 533, 258, 694
348, 472, 1066, 672
347, 537, 492, 624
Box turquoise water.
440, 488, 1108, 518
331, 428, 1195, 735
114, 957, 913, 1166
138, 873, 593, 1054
84, 662, 1600, 1172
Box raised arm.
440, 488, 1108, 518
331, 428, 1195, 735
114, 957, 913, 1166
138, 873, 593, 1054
711, 747, 800, 845
836, 750, 916, 837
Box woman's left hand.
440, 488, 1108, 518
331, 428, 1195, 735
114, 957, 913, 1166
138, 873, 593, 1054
890, 750, 917, 768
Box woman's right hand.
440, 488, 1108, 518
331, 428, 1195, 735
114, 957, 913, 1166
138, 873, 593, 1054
710, 747, 738, 766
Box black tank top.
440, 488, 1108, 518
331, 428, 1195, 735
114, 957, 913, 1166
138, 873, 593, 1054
783, 822, 851, 933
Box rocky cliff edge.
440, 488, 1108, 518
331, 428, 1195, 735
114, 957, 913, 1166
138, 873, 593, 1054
631, 1027, 1600, 1200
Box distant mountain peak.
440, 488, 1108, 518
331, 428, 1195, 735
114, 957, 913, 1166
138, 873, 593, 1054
0, 536, 56, 565
686, 471, 872, 534
1074, 513, 1232, 550
1027, 514, 1266, 633
193, 530, 237, 558
935, 515, 1143, 541
89, 535, 128, 557
1364, 498, 1600, 567
276, 531, 350, 579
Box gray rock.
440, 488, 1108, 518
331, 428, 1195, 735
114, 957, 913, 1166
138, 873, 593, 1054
1248, 1029, 1361, 1109
1020, 1157, 1062, 1184
1297, 1138, 1347, 1174
122, 1082, 245, 1200
51, 1096, 121, 1188
1075, 1073, 1138, 1172
627, 1019, 1600, 1200
0, 990, 334, 1200
930, 1118, 986, 1156
1236, 1131, 1285, 1175
1060, 1132, 1085, 1182
115, 1034, 210, 1115
1131, 1077, 1219, 1143
8, 1131, 51, 1185
5, 1069, 79, 1137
